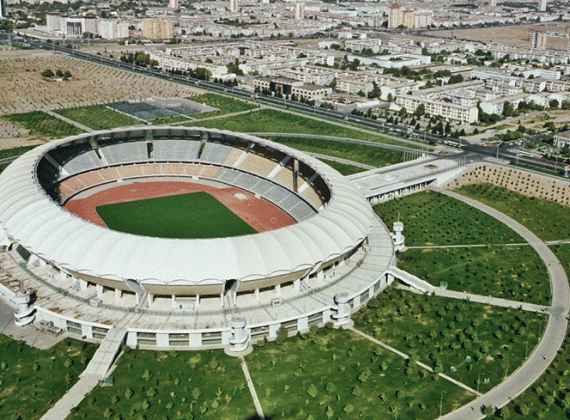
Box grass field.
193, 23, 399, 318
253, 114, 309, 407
353, 288, 545, 395
96, 192, 256, 239
373, 190, 524, 246
69, 348, 257, 420
185, 108, 419, 148
188, 93, 259, 119
268, 135, 406, 168
0, 336, 97, 420
319, 158, 365, 176
456, 183, 570, 242
55, 105, 141, 131
397, 246, 550, 305
4, 111, 83, 139
247, 326, 474, 419
0, 145, 37, 159
489, 244, 570, 419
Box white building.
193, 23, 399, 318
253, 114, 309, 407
395, 94, 478, 124
169, 0, 178, 9
229, 0, 238, 13
539, 0, 547, 12
294, 2, 304, 20
98, 19, 129, 40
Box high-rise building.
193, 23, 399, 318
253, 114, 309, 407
142, 19, 174, 39
169, 0, 179, 9
294, 2, 304, 20
530, 28, 547, 50
388, 3, 403, 28
402, 8, 414, 28
229, 0, 238, 13
539, 0, 547, 12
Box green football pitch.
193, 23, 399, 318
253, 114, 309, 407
96, 192, 257, 239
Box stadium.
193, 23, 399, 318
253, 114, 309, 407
0, 127, 395, 350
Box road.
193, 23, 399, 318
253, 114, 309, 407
431, 187, 569, 419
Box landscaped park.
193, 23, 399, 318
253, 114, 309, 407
0, 58, 568, 418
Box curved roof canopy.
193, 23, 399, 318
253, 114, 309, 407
0, 127, 375, 286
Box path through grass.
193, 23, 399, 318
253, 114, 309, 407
56, 105, 141, 130
0, 336, 96, 420
456, 183, 570, 242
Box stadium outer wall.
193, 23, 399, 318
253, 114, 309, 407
0, 127, 396, 351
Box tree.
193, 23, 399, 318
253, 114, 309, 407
549, 99, 560, 109
414, 103, 426, 117
41, 69, 54, 78
275, 326, 288, 344
325, 405, 334, 419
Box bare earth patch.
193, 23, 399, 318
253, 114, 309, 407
0, 49, 203, 116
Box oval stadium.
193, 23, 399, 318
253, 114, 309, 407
0, 127, 395, 351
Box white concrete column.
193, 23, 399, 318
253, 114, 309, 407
195, 294, 200, 308
126, 331, 137, 347
147, 293, 154, 307
275, 284, 281, 297
59, 270, 67, 281
157, 333, 169, 347
171, 295, 176, 309
96, 284, 104, 297
220, 292, 224, 307
115, 288, 122, 302
298, 316, 309, 332
229, 316, 249, 352
81, 324, 93, 339
189, 333, 201, 348
80, 279, 88, 291
254, 289, 260, 301
332, 292, 351, 326
293, 279, 300, 291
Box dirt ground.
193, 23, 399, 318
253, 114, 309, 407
434, 24, 570, 49
0, 48, 203, 149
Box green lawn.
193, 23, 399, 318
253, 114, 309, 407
268, 135, 406, 168
0, 336, 97, 420
55, 105, 141, 131
0, 145, 37, 159
247, 326, 474, 419
96, 192, 256, 239
4, 111, 83, 139
68, 348, 257, 420
186, 108, 418, 148
397, 246, 550, 305
456, 183, 570, 242
0, 162, 8, 174
353, 288, 545, 395
319, 158, 365, 176
189, 93, 259, 119
490, 244, 570, 419
374, 190, 524, 246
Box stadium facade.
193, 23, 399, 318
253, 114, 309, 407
0, 127, 395, 350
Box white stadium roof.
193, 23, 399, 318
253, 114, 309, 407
0, 128, 376, 287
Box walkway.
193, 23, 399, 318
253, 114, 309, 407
428, 187, 570, 420
241, 357, 265, 420
40, 314, 134, 420
432, 289, 549, 314
45, 110, 94, 133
